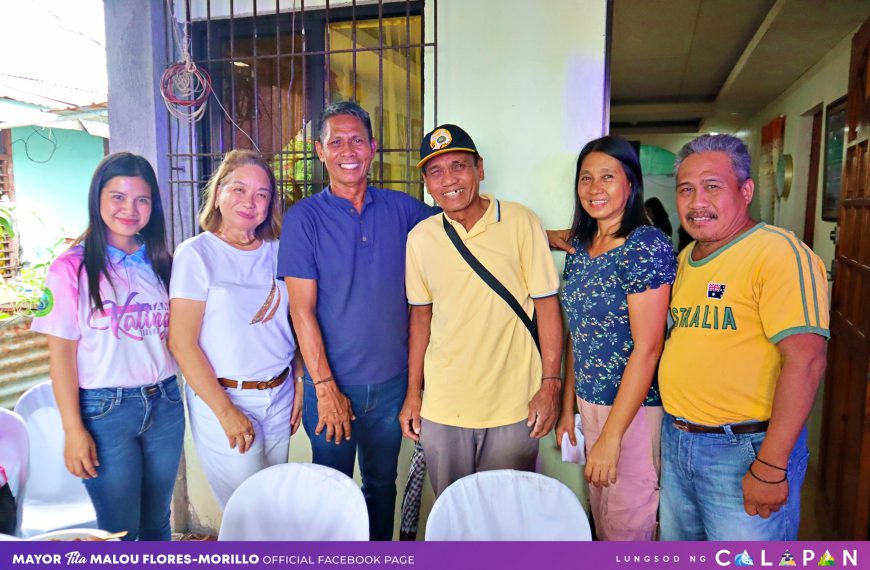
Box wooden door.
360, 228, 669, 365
802, 109, 822, 249
816, 16, 870, 540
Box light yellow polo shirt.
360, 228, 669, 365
405, 195, 559, 428
659, 223, 829, 425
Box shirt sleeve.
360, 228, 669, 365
518, 207, 560, 298
169, 241, 210, 301
758, 230, 830, 343
30, 253, 83, 340
561, 237, 582, 281
277, 204, 319, 280
405, 230, 432, 305
621, 226, 677, 295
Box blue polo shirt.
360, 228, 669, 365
277, 186, 436, 386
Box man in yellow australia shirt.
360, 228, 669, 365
658, 134, 829, 540
398, 124, 564, 497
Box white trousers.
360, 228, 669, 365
185, 381, 294, 510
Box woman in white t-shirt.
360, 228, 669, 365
168, 150, 301, 509
31, 153, 183, 540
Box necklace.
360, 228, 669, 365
216, 230, 257, 248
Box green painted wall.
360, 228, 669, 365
11, 126, 104, 262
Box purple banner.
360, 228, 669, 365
0, 541, 866, 570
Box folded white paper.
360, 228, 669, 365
560, 413, 586, 465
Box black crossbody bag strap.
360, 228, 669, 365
442, 214, 540, 351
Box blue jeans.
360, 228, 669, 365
80, 376, 185, 541
660, 413, 808, 541
303, 370, 407, 541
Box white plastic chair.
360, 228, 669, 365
0, 408, 29, 536
425, 469, 592, 541
218, 463, 369, 541
13, 382, 97, 538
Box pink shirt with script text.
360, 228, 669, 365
31, 244, 177, 389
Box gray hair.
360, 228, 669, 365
674, 134, 751, 185
317, 100, 373, 143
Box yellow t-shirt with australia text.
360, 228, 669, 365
659, 223, 829, 425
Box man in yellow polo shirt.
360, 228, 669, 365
398, 124, 563, 496
658, 134, 829, 540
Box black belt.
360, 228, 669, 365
672, 418, 769, 434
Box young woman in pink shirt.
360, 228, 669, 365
31, 153, 183, 540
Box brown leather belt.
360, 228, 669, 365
672, 418, 769, 434
218, 367, 289, 390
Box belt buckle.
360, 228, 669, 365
255, 380, 270, 390
673, 420, 690, 432
144, 385, 159, 396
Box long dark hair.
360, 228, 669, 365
77, 153, 172, 311
644, 197, 673, 238
569, 135, 649, 245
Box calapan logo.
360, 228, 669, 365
818, 551, 836, 567
735, 550, 755, 566
430, 128, 452, 150
716, 548, 857, 567
33, 287, 54, 317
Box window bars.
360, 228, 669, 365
164, 0, 435, 248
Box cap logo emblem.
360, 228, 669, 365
430, 128, 452, 150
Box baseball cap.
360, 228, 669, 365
417, 124, 478, 169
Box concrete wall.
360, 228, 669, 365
10, 127, 104, 262
739, 31, 854, 273
423, 0, 608, 235
104, 0, 171, 213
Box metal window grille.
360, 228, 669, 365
164, 0, 435, 248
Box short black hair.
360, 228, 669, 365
318, 100, 373, 143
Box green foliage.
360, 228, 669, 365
0, 238, 63, 327
0, 204, 14, 238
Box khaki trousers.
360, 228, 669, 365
420, 418, 539, 498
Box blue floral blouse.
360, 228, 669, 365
560, 225, 676, 406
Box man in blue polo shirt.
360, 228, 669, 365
277, 101, 435, 541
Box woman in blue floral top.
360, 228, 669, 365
555, 136, 675, 540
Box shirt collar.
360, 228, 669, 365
325, 185, 374, 215
107, 243, 148, 265
443, 193, 500, 238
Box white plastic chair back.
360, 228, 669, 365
425, 469, 592, 541
14, 382, 97, 537
218, 463, 369, 541
0, 408, 29, 536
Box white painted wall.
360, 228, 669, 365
739, 31, 854, 273
423, 0, 608, 233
